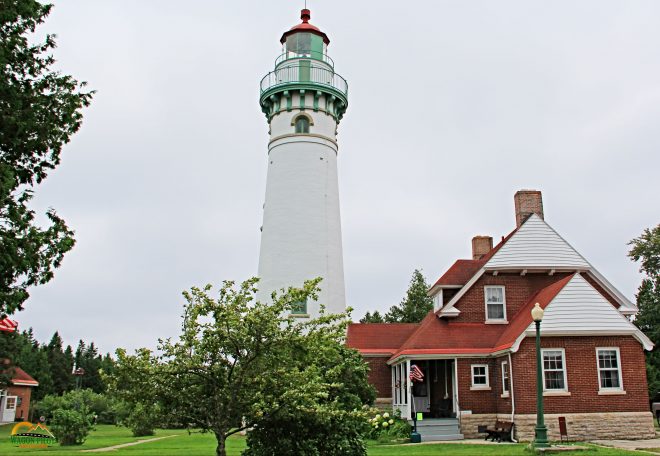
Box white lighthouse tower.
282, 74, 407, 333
257, 9, 348, 318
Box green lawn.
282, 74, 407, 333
0, 424, 646, 455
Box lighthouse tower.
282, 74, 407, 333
257, 9, 348, 318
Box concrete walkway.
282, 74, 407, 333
81, 435, 178, 452
591, 438, 660, 452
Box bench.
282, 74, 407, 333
478, 420, 514, 442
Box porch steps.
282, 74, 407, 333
412, 418, 463, 442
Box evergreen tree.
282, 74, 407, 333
359, 311, 385, 323
46, 332, 73, 395
384, 269, 434, 323
628, 224, 660, 397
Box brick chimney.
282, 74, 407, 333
514, 190, 544, 227
472, 236, 493, 260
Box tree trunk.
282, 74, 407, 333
215, 432, 227, 456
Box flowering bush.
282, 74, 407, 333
365, 409, 411, 443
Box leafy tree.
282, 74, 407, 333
384, 269, 433, 323
360, 311, 385, 323
629, 224, 660, 397
108, 278, 374, 456
0, 0, 93, 315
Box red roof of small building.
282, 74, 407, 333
0, 318, 18, 332
10, 366, 39, 387
280, 9, 330, 45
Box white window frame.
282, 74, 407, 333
501, 360, 510, 397
596, 347, 624, 392
484, 286, 507, 322
541, 348, 568, 392
471, 364, 490, 390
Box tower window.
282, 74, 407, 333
294, 116, 310, 134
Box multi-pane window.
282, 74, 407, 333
485, 286, 506, 321
542, 349, 567, 391
291, 299, 307, 315
597, 348, 622, 390
471, 365, 489, 388
5, 396, 16, 410
502, 361, 510, 395
294, 116, 310, 134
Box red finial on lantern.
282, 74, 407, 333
301, 9, 311, 23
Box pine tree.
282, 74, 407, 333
384, 269, 434, 323
629, 224, 660, 398
359, 311, 385, 323
46, 332, 73, 394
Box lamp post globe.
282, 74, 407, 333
532, 303, 549, 448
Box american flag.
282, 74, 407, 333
409, 364, 424, 382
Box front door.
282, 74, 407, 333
1, 396, 17, 422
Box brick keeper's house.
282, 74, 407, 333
347, 190, 655, 441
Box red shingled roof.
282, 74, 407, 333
0, 318, 18, 332
346, 323, 418, 354
430, 228, 517, 290
10, 366, 39, 386
431, 259, 485, 287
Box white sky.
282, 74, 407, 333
20, 1, 660, 354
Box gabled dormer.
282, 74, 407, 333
430, 190, 637, 322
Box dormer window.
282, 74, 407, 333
484, 286, 507, 322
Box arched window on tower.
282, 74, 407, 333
294, 116, 310, 134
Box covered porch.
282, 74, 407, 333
390, 358, 459, 421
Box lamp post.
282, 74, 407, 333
531, 303, 549, 448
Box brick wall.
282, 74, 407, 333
512, 336, 649, 414
454, 272, 572, 323
7, 385, 32, 421
458, 356, 514, 416
365, 356, 391, 398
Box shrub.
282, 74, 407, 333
123, 402, 159, 437
244, 407, 367, 456
365, 409, 411, 443
35, 389, 120, 425
50, 408, 94, 445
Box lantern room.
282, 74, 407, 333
277, 9, 332, 67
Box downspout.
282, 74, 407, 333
508, 352, 518, 443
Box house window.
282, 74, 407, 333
484, 286, 506, 321
542, 349, 567, 391
5, 397, 16, 410
291, 299, 307, 315
501, 361, 510, 396
294, 116, 310, 134
471, 364, 489, 388
597, 348, 623, 390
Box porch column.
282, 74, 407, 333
405, 359, 412, 420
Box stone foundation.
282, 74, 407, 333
512, 412, 656, 441
459, 413, 498, 439
459, 412, 656, 441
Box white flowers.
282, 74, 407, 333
383, 412, 390, 418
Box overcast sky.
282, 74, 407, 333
19, 1, 660, 354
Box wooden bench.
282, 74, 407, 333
478, 421, 514, 442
